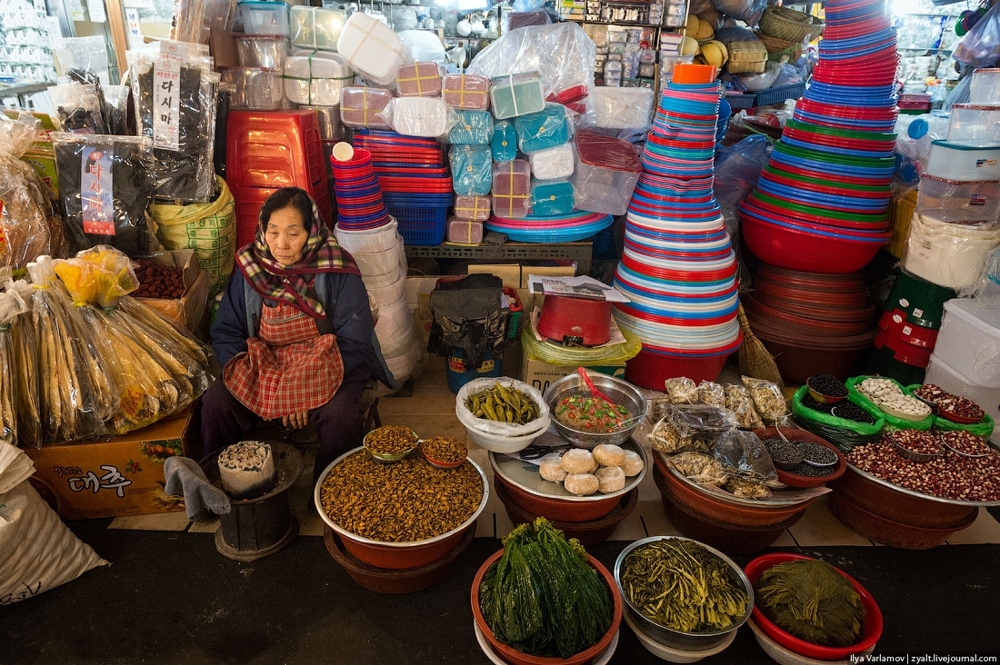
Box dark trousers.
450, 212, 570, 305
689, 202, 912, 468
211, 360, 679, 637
199, 364, 371, 482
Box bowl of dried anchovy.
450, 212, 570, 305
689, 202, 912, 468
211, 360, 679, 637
364, 425, 419, 463
890, 429, 943, 463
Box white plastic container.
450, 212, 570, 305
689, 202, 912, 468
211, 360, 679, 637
970, 68, 1000, 105
924, 139, 1000, 181
335, 218, 399, 253
234, 34, 288, 69
284, 51, 352, 106
589, 86, 654, 130
367, 270, 406, 312
239, 1, 290, 36
948, 104, 1000, 142
529, 142, 575, 180
916, 174, 1000, 223
388, 97, 451, 138
924, 353, 1000, 442
375, 296, 418, 358
935, 298, 1000, 387
904, 212, 1000, 290
290, 6, 346, 51
336, 12, 407, 87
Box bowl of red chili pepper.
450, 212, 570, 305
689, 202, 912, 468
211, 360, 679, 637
544, 372, 648, 449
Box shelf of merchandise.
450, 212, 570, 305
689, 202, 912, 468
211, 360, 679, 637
405, 241, 593, 274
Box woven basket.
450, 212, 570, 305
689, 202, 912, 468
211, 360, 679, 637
757, 32, 800, 53
759, 5, 824, 43
726, 40, 768, 74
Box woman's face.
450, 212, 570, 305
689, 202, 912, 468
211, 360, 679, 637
264, 205, 309, 267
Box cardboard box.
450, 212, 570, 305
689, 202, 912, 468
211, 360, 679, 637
24, 413, 192, 521
467, 263, 521, 288
520, 355, 626, 395
134, 249, 211, 332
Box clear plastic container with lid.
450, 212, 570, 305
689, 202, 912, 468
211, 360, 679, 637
935, 298, 1000, 387
239, 1, 290, 36
234, 34, 288, 69
571, 130, 642, 216
489, 73, 545, 120
290, 6, 346, 51
970, 68, 1000, 105
924, 139, 1000, 181
916, 174, 1000, 223
947, 104, 1000, 142
447, 218, 484, 244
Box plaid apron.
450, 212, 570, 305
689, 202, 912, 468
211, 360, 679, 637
224, 300, 345, 420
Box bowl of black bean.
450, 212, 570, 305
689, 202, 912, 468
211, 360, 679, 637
806, 374, 849, 405
757, 428, 847, 488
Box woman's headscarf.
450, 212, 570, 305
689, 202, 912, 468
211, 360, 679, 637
236, 187, 360, 318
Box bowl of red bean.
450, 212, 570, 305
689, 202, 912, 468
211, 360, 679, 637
936, 395, 985, 425
940, 430, 993, 458
890, 430, 943, 463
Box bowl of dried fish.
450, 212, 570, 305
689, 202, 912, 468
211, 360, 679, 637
614, 536, 753, 650
314, 447, 489, 569
544, 372, 647, 449
743, 553, 883, 660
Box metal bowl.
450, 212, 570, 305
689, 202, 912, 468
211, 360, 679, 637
364, 427, 419, 464
544, 372, 647, 449
613, 535, 754, 651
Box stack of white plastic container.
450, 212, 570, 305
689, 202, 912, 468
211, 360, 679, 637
334, 220, 425, 392
904, 67, 1000, 291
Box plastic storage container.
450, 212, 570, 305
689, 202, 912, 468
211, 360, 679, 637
290, 6, 346, 51
235, 35, 288, 69
530, 180, 574, 216
442, 74, 490, 110
489, 73, 546, 120
948, 104, 1000, 142
935, 298, 1000, 387
395, 62, 442, 97
284, 51, 352, 106
589, 86, 654, 130
388, 97, 451, 138
447, 218, 484, 244
571, 130, 642, 216
220, 67, 284, 110
336, 12, 407, 87
340, 86, 393, 129
923, 353, 1000, 441
449, 145, 493, 196
924, 140, 1000, 181
904, 212, 1000, 290
529, 142, 574, 180
301, 105, 344, 141
447, 110, 494, 145
513, 103, 570, 153
916, 175, 1000, 223
491, 120, 517, 161
453, 194, 491, 221
239, 1, 290, 36
492, 160, 531, 218
970, 68, 1000, 105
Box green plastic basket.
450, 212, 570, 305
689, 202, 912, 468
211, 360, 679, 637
846, 376, 934, 431
904, 384, 997, 439
791, 385, 885, 453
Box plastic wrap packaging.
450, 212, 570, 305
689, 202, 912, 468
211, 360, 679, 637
467, 23, 595, 113
380, 97, 456, 138
492, 159, 532, 218
447, 218, 483, 245
453, 195, 492, 221
666, 451, 729, 486
520, 321, 642, 367
456, 377, 550, 437
340, 86, 393, 129
398, 30, 447, 64
698, 380, 726, 408
725, 383, 765, 429
0, 280, 34, 446
49, 82, 107, 134
916, 175, 1000, 224
665, 377, 699, 404
0, 115, 58, 274
235, 34, 288, 69
587, 86, 653, 131
101, 85, 132, 136
336, 11, 410, 87
130, 44, 220, 203
954, 2, 1000, 69
529, 180, 574, 216
742, 375, 789, 425
488, 73, 547, 120
449, 145, 493, 196
904, 212, 1000, 290
571, 130, 642, 216
648, 404, 739, 454
284, 51, 353, 106
513, 103, 571, 153
395, 61, 443, 97
290, 6, 346, 51
447, 110, 494, 145
442, 74, 490, 110
220, 66, 284, 110
528, 142, 575, 180
714, 134, 770, 239
713, 428, 778, 486
172, 0, 238, 44
960, 246, 1000, 300
491, 120, 518, 161
53, 133, 157, 257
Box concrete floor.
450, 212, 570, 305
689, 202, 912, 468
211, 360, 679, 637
6, 359, 1000, 663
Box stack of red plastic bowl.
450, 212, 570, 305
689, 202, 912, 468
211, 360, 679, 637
743, 265, 878, 383
740, 0, 898, 274
329, 147, 393, 231
612, 65, 743, 388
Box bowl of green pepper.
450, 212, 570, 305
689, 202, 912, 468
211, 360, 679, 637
544, 372, 647, 449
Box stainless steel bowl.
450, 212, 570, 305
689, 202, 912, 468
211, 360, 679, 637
613, 535, 754, 651
543, 372, 647, 449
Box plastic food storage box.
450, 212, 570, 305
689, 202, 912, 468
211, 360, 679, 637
239, 1, 290, 36
492, 159, 531, 218
447, 110, 493, 145
290, 6, 346, 51
340, 86, 393, 129
948, 104, 1000, 142
489, 74, 546, 120
220, 67, 284, 110
396, 62, 442, 97
447, 218, 484, 244
491, 120, 517, 161
924, 140, 1000, 181
235, 35, 288, 69
389, 97, 450, 138
934, 298, 1000, 388
336, 12, 406, 87
442, 74, 490, 110
571, 130, 642, 215
970, 68, 1000, 105
513, 104, 570, 153
528, 142, 574, 180
530, 180, 574, 217
916, 175, 1000, 223
453, 194, 491, 221
284, 51, 353, 106
449, 145, 493, 196
924, 354, 1000, 441
590, 86, 653, 130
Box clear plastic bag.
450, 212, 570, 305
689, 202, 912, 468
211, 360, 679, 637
0, 115, 57, 274
712, 428, 777, 482
954, 1, 1000, 69
0, 281, 32, 445
52, 246, 138, 310
725, 383, 765, 429
456, 377, 550, 437
449, 145, 493, 196
647, 404, 739, 454
379, 97, 458, 139
520, 320, 641, 367
2, 279, 40, 447
666, 451, 729, 486
742, 375, 788, 425
49, 82, 107, 134
698, 380, 726, 408
664, 377, 698, 404
713, 0, 767, 26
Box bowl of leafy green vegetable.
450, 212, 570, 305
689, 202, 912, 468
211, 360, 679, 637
471, 518, 622, 665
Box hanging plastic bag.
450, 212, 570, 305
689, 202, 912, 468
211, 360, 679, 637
713, 0, 767, 26
1, 280, 41, 448
0, 114, 57, 274
715, 134, 770, 238
0, 281, 32, 446
954, 1, 1000, 69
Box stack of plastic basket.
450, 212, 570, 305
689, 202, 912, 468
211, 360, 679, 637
739, 0, 897, 274
612, 64, 743, 389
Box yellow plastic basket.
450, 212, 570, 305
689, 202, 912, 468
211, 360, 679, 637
887, 188, 918, 259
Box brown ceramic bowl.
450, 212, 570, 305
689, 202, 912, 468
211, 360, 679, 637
493, 473, 622, 523
828, 491, 977, 549
754, 427, 846, 489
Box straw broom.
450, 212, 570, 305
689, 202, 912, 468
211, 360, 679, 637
737, 302, 784, 387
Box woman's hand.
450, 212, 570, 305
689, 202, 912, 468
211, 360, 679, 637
282, 410, 310, 430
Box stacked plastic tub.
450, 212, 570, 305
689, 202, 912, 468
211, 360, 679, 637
330, 146, 424, 391
611, 64, 743, 388
739, 0, 897, 274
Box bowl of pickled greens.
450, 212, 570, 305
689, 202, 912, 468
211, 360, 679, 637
613, 536, 753, 650
743, 553, 883, 660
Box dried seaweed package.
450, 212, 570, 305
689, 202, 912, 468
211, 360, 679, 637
0, 114, 57, 272
48, 81, 107, 134
53, 133, 156, 257
711, 428, 778, 495
130, 43, 219, 203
